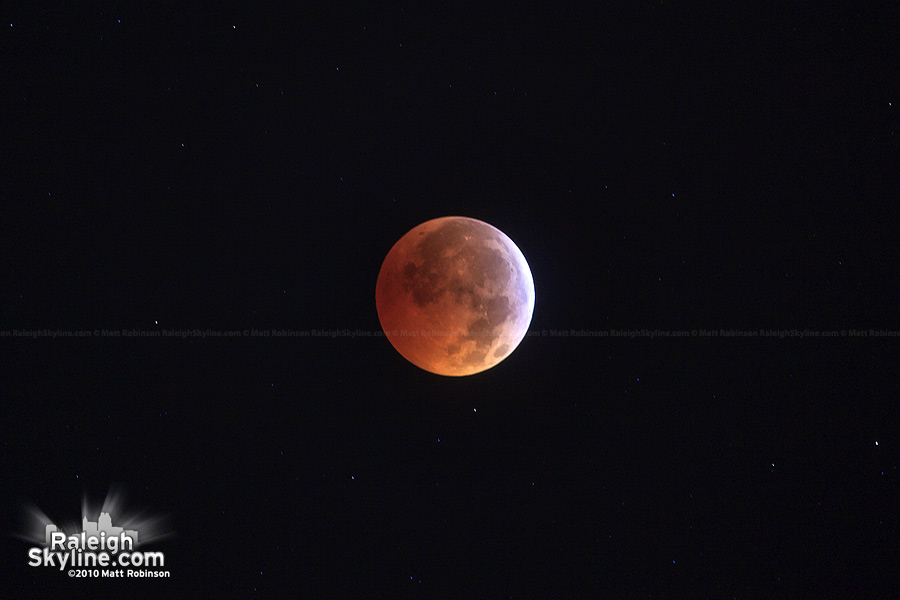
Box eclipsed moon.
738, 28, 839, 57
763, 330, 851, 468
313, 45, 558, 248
375, 216, 535, 376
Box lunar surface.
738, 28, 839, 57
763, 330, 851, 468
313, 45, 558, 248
376, 216, 535, 376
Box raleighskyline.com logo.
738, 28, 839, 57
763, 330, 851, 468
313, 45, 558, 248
22, 488, 172, 578
29, 512, 166, 577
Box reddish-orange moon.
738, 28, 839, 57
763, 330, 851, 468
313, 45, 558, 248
375, 216, 535, 376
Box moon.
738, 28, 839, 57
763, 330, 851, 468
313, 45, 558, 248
376, 216, 535, 376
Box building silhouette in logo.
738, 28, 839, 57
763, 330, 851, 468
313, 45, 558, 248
44, 512, 138, 546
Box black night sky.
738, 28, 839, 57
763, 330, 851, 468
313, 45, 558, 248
3, 3, 899, 598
